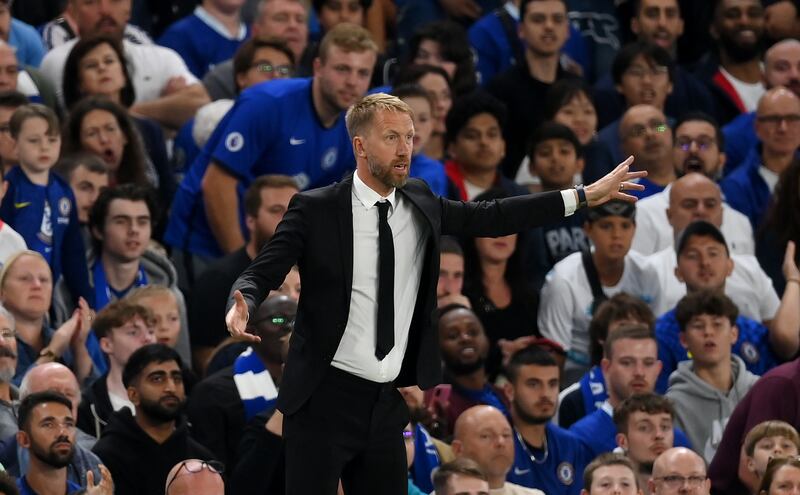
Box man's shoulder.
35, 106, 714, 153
42, 38, 77, 65
548, 251, 584, 278
241, 77, 311, 102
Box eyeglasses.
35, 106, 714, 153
756, 114, 800, 125
626, 120, 669, 138
252, 314, 295, 328
625, 65, 669, 79
165, 460, 224, 494
675, 136, 716, 151
252, 63, 292, 77
653, 475, 707, 489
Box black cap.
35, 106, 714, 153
585, 200, 636, 222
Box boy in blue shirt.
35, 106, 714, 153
0, 104, 91, 305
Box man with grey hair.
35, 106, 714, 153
225, 91, 645, 494
0, 303, 18, 439
0, 41, 57, 108
0, 362, 103, 487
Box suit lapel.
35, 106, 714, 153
337, 177, 354, 297
397, 184, 435, 234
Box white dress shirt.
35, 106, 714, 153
332, 172, 429, 382
332, 175, 580, 383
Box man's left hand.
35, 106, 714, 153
584, 156, 647, 207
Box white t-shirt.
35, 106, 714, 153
647, 247, 780, 320
40, 38, 199, 104
0, 223, 26, 269
719, 67, 765, 113
538, 250, 661, 365
632, 185, 755, 255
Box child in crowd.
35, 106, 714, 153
129, 285, 182, 349
743, 420, 800, 494
528, 121, 590, 266
0, 104, 91, 304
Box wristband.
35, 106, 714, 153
575, 185, 588, 209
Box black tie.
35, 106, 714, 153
375, 201, 394, 360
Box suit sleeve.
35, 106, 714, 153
440, 190, 565, 238
228, 193, 307, 316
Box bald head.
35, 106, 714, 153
0, 42, 18, 93
452, 406, 515, 486
165, 459, 224, 495
650, 447, 709, 495
620, 104, 672, 167
20, 363, 81, 418
667, 173, 723, 234
250, 294, 296, 362
764, 39, 800, 96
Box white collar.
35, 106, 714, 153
352, 170, 397, 212
194, 6, 248, 41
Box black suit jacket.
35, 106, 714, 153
229, 175, 565, 415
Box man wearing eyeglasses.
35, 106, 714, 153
618, 104, 675, 199
596, 42, 675, 167
165, 458, 224, 495
649, 447, 710, 495
632, 112, 755, 256
722, 87, 800, 230
188, 294, 295, 470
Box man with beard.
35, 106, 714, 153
632, 113, 755, 256
164, 24, 378, 268
0, 304, 18, 439
189, 175, 298, 372
91, 344, 213, 495
721, 87, 800, 230
697, 0, 767, 125
15, 391, 83, 495
722, 39, 800, 171
613, 393, 677, 492
425, 305, 507, 438
225, 91, 645, 494
618, 105, 675, 199
504, 345, 591, 495
187, 294, 295, 470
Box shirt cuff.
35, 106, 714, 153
561, 189, 577, 217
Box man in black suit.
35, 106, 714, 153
226, 93, 645, 494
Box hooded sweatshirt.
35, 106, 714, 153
666, 355, 759, 462
92, 408, 213, 495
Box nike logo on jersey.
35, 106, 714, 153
514, 467, 531, 476
289, 137, 306, 145
14, 202, 31, 208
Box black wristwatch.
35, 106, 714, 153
575, 184, 588, 209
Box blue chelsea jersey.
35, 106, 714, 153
165, 78, 356, 257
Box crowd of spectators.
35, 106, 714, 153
0, 0, 799, 493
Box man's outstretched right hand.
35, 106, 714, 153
226, 290, 261, 343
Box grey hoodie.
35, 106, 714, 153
666, 355, 759, 462
53, 248, 192, 367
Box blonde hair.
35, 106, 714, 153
0, 250, 49, 290
345, 93, 413, 139
318, 23, 377, 63
128, 285, 177, 305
